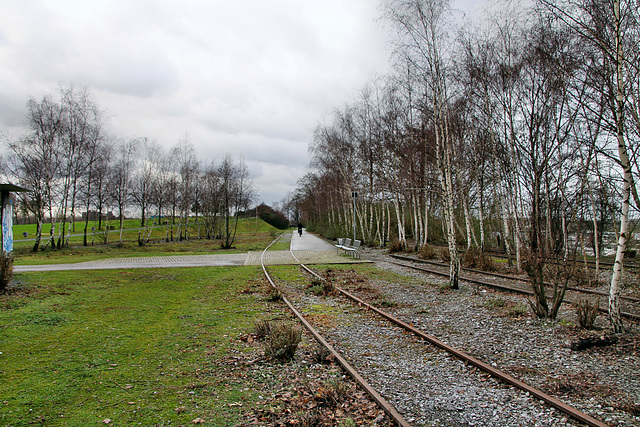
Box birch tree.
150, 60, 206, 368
385, 0, 461, 288
110, 139, 137, 245
132, 138, 162, 228
7, 94, 65, 251
539, 0, 639, 332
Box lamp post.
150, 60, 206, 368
351, 191, 358, 242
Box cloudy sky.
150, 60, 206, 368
0, 0, 483, 206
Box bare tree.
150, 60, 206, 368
538, 0, 639, 332
6, 94, 65, 251
109, 139, 138, 245
170, 135, 199, 241
83, 142, 112, 244
385, 0, 461, 288
218, 154, 256, 249
131, 138, 162, 229
200, 159, 222, 239
79, 128, 109, 247
51, 87, 104, 248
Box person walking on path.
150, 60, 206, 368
297, 223, 303, 237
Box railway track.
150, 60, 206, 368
259, 236, 612, 426
387, 254, 640, 321
466, 247, 640, 272
424, 243, 640, 271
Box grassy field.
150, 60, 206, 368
0, 266, 284, 426
0, 263, 395, 427
1, 213, 395, 427
12, 219, 288, 265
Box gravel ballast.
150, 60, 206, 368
278, 252, 640, 426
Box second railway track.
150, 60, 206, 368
259, 237, 628, 426
386, 253, 640, 321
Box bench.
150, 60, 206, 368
335, 238, 361, 259
335, 238, 350, 254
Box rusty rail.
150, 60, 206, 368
258, 238, 412, 426
297, 261, 609, 427
391, 254, 640, 304
388, 255, 639, 321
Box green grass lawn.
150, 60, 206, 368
12, 218, 281, 243
12, 219, 288, 265
266, 233, 291, 252
0, 266, 280, 426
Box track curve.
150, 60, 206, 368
257, 235, 613, 426
261, 235, 411, 426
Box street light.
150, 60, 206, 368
352, 191, 358, 242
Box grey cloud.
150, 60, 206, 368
1, 0, 393, 205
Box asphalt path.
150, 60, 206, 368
290, 229, 335, 251
13, 231, 363, 272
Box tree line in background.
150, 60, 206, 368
2, 86, 256, 251
291, 0, 640, 332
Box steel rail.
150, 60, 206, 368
258, 237, 412, 427
426, 244, 640, 271
294, 259, 609, 427
485, 250, 640, 271
391, 254, 640, 304
387, 256, 640, 321
331, 285, 609, 427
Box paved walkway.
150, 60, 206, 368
14, 231, 366, 272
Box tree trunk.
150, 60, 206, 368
589, 188, 600, 278
393, 192, 406, 247
609, 0, 627, 333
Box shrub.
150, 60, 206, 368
387, 240, 404, 254
251, 203, 290, 230
296, 410, 319, 427
419, 243, 436, 259
483, 296, 507, 309
309, 278, 335, 296
253, 319, 271, 340
440, 246, 450, 262
508, 303, 529, 317
576, 298, 599, 330
312, 345, 332, 364
0, 253, 13, 292
264, 322, 302, 362
266, 288, 283, 302
316, 378, 350, 406
572, 267, 599, 287
462, 247, 496, 271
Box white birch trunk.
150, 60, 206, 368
499, 191, 513, 264
424, 199, 429, 245
479, 197, 486, 251
589, 188, 600, 277
386, 200, 392, 246
609, 0, 627, 333
393, 193, 406, 246
512, 185, 522, 271
463, 196, 478, 249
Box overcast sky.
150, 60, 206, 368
0, 0, 483, 206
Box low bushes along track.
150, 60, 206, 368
388, 254, 640, 321
259, 237, 609, 426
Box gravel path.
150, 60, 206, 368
275, 250, 640, 426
